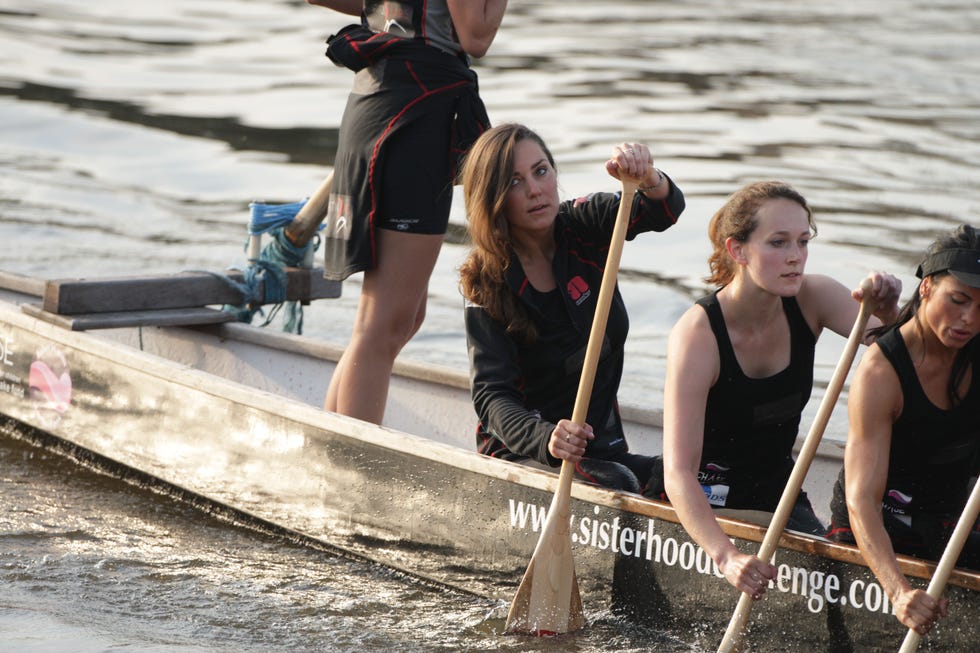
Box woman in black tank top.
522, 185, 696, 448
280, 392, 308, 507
659, 181, 901, 601
831, 224, 980, 636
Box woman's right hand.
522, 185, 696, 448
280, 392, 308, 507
893, 586, 948, 635
547, 419, 594, 462
717, 548, 777, 600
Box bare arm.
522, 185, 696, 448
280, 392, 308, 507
797, 272, 901, 343
305, 0, 362, 16
447, 0, 508, 58
662, 307, 777, 598
844, 347, 948, 634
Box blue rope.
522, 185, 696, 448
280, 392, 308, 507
222, 199, 323, 334
220, 259, 290, 326
258, 226, 313, 269
248, 199, 308, 236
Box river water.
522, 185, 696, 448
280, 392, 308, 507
1, 1, 978, 651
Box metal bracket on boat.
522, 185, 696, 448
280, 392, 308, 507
18, 268, 341, 331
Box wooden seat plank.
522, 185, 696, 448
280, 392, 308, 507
42, 268, 341, 315
22, 304, 238, 331
0, 271, 46, 297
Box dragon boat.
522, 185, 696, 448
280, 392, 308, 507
0, 269, 976, 652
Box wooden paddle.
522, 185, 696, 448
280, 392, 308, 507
716, 278, 876, 653
897, 476, 980, 652
504, 177, 640, 636
284, 170, 334, 248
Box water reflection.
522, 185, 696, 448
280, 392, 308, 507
1, 1, 977, 432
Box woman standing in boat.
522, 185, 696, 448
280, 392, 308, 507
459, 123, 686, 492
658, 181, 901, 599
828, 224, 980, 636
302, 0, 508, 424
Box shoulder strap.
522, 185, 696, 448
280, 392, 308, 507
696, 292, 739, 373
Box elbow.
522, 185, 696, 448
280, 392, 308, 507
458, 33, 497, 59
661, 464, 686, 503
844, 495, 867, 524
462, 42, 490, 59
844, 494, 878, 535
305, 0, 357, 11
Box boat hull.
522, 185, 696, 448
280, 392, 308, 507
1, 300, 976, 652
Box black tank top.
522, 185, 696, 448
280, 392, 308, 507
871, 328, 979, 517
696, 292, 816, 510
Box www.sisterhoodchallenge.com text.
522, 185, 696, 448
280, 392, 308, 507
507, 499, 897, 617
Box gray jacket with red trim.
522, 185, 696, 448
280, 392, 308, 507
466, 181, 685, 465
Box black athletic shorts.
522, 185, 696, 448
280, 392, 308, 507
375, 101, 455, 235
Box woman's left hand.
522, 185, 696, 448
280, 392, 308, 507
547, 419, 594, 463
853, 271, 902, 324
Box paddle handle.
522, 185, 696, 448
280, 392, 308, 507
554, 178, 639, 516
570, 179, 638, 426
285, 170, 334, 247
717, 279, 876, 653
897, 477, 980, 653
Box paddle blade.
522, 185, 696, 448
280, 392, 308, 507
504, 489, 585, 635
504, 531, 585, 635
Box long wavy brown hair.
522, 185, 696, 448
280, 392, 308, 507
458, 123, 556, 343
705, 181, 816, 287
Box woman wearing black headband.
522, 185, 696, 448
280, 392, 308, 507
829, 224, 980, 636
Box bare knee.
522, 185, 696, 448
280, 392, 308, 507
408, 301, 426, 338
391, 299, 426, 349
353, 299, 426, 359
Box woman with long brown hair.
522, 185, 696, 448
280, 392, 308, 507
459, 123, 685, 491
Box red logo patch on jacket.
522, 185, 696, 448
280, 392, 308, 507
567, 276, 591, 305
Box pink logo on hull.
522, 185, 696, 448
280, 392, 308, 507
29, 345, 72, 427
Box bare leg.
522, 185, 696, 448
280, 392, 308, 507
324, 228, 444, 424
